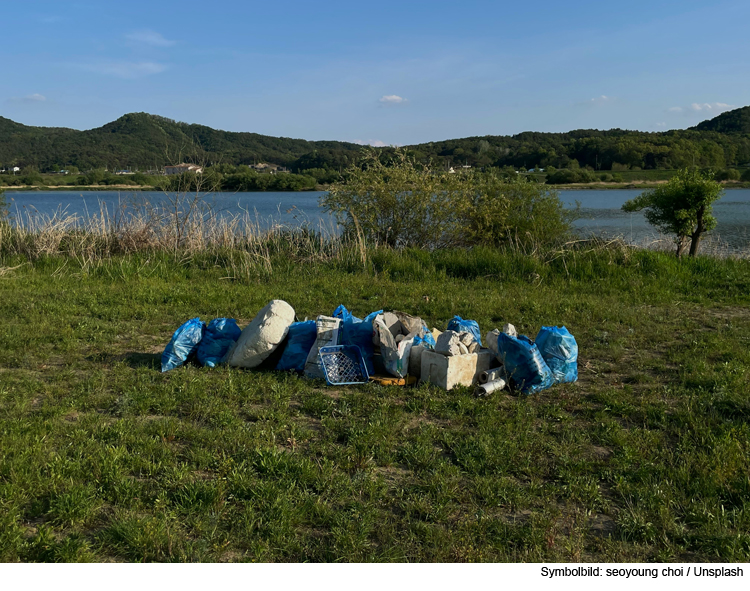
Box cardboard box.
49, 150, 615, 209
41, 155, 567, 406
420, 349, 493, 391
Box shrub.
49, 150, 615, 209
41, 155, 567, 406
322, 150, 573, 249
715, 168, 741, 181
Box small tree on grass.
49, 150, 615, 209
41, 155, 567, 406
622, 168, 723, 257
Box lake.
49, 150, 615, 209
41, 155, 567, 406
5, 188, 750, 255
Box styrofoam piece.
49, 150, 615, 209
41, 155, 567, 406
475, 378, 507, 397
420, 349, 493, 391
479, 366, 505, 384
224, 300, 295, 368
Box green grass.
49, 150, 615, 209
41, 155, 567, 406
0, 245, 749, 562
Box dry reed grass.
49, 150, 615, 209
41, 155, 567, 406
0, 195, 366, 278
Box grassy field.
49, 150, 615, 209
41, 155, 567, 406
0, 243, 749, 563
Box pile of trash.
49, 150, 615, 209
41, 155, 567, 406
160, 300, 577, 395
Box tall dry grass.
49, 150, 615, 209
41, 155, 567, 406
0, 196, 368, 278
1, 194, 746, 283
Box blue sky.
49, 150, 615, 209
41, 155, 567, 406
2, 0, 749, 145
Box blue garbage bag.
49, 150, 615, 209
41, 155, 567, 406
333, 305, 383, 376
161, 317, 205, 372
413, 330, 436, 349
535, 326, 578, 385
497, 332, 553, 394
447, 316, 482, 347
196, 318, 242, 368
276, 320, 317, 372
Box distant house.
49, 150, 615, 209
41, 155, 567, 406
164, 163, 203, 175
251, 163, 289, 174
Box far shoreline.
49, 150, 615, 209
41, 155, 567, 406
3, 181, 749, 192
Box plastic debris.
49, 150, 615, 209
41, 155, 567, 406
475, 378, 507, 397
535, 326, 578, 384
333, 305, 382, 376
161, 317, 205, 372
304, 316, 342, 379
319, 345, 368, 385
275, 320, 317, 372
447, 316, 482, 347
496, 332, 554, 394
196, 318, 241, 368
374, 311, 431, 378
478, 367, 505, 384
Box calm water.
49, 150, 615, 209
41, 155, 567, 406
6, 188, 750, 254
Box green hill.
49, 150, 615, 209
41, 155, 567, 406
0, 112, 363, 172
691, 106, 750, 134
2, 107, 750, 173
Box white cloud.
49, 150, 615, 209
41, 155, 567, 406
4, 93, 47, 105
353, 139, 388, 147
690, 102, 732, 112
590, 95, 611, 103
75, 61, 167, 79
655, 122, 667, 127
378, 95, 407, 105
668, 102, 734, 115
125, 30, 176, 47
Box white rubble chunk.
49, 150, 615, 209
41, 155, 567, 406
435, 330, 462, 356
485, 329, 501, 356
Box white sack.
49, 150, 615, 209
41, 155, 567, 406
374, 314, 415, 378
224, 300, 295, 368
304, 316, 342, 380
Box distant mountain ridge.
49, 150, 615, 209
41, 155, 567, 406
1, 106, 749, 172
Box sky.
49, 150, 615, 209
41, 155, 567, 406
2, 0, 749, 145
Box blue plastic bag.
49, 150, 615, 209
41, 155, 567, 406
161, 317, 205, 373
413, 330, 436, 349
276, 320, 318, 372
535, 326, 578, 385
333, 305, 383, 376
196, 318, 242, 368
496, 332, 553, 394
447, 316, 482, 347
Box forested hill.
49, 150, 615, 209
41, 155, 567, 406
407, 106, 750, 171
1, 106, 750, 173
0, 112, 363, 172
691, 106, 750, 134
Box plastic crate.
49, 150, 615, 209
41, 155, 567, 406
318, 345, 369, 385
